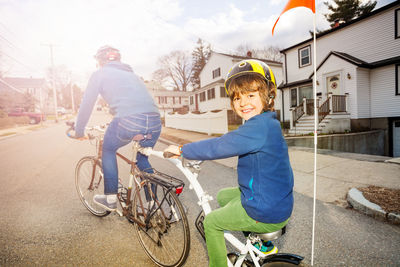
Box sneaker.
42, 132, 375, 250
253, 241, 278, 255
93, 195, 117, 211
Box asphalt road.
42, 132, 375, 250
0, 111, 399, 266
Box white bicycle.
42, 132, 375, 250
142, 148, 304, 267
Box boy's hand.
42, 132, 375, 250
164, 145, 181, 158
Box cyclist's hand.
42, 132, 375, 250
164, 145, 181, 158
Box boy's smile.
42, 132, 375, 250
233, 91, 264, 121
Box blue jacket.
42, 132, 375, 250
75, 61, 159, 137
182, 112, 294, 223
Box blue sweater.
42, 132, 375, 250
182, 112, 294, 223
75, 61, 159, 137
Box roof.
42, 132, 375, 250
151, 89, 191, 97
308, 51, 400, 78
2, 77, 46, 89
212, 51, 283, 66
192, 78, 225, 92
278, 78, 312, 89
281, 1, 399, 53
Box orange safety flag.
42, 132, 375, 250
272, 0, 315, 35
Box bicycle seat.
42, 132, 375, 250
132, 134, 152, 141
252, 226, 286, 241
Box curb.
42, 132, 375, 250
347, 188, 400, 225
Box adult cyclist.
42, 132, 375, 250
74, 45, 161, 211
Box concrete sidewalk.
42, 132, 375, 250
160, 127, 400, 219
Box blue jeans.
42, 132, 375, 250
102, 112, 161, 194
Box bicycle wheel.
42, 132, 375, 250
133, 183, 190, 267
75, 156, 110, 217
262, 262, 300, 266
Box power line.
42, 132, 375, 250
1, 50, 40, 74
0, 33, 18, 50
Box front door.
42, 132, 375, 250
393, 120, 400, 157
327, 75, 340, 95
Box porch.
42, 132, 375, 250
288, 93, 351, 135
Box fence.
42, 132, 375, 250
165, 109, 228, 135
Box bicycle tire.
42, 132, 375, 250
133, 182, 190, 267
261, 262, 300, 266
75, 156, 110, 217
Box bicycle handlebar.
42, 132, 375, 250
65, 121, 99, 140
163, 151, 178, 158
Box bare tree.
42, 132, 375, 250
235, 45, 283, 62
153, 50, 193, 91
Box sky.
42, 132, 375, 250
0, 0, 394, 88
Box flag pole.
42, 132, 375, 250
311, 9, 318, 267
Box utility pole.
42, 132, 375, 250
69, 72, 75, 113
42, 43, 59, 122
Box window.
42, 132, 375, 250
298, 45, 311, 67
207, 88, 215, 100
299, 85, 313, 100
212, 68, 221, 79
396, 9, 400, 39
190, 96, 194, 105
158, 96, 167, 104
291, 88, 297, 107
200, 92, 206, 102
220, 87, 228, 98
396, 64, 400, 95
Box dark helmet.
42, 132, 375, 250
94, 45, 121, 64
224, 59, 276, 95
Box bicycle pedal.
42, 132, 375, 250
195, 210, 205, 240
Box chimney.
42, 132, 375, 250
246, 51, 252, 58
333, 19, 340, 28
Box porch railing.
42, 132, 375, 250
289, 93, 348, 130
332, 95, 346, 112
318, 98, 330, 123
293, 100, 304, 124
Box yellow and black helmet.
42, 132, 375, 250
224, 59, 276, 95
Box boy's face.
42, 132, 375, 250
232, 91, 264, 121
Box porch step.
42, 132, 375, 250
288, 115, 326, 135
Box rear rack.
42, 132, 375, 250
141, 169, 185, 191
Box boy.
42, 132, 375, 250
164, 59, 294, 267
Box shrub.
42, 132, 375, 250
0, 116, 30, 129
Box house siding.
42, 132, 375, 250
371, 65, 400, 117
356, 68, 371, 119
200, 53, 233, 88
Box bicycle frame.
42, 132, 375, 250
142, 148, 274, 267
87, 133, 158, 224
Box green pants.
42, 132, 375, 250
203, 187, 289, 267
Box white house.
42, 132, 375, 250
279, 1, 400, 156
144, 80, 190, 117
189, 51, 284, 121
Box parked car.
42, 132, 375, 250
57, 107, 67, 115
7, 108, 46, 124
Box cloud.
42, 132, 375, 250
0, 0, 187, 83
